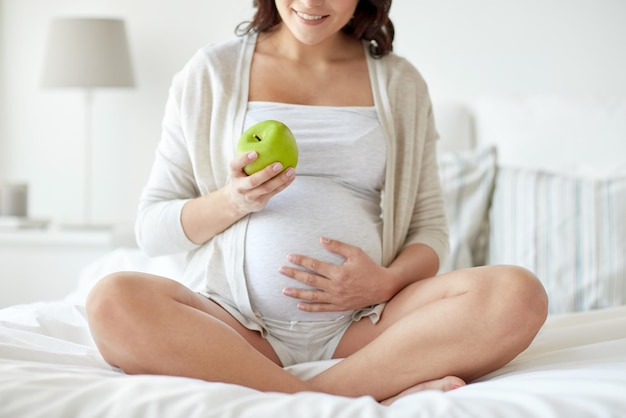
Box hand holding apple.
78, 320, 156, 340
237, 120, 298, 175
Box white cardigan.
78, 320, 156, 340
135, 33, 449, 330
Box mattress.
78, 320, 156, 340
1, 248, 625, 417
1, 293, 625, 417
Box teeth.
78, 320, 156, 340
296, 11, 324, 21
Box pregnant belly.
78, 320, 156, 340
244, 177, 382, 322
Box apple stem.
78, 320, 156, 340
253, 134, 262, 142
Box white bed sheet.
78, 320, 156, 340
1, 251, 626, 418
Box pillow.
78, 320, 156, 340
487, 166, 626, 314
437, 146, 497, 274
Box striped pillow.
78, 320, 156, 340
488, 167, 626, 314
437, 147, 497, 274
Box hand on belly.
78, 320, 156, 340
279, 237, 388, 313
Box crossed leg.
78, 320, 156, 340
86, 265, 547, 403
312, 265, 548, 401
86, 273, 308, 393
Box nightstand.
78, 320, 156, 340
0, 227, 117, 308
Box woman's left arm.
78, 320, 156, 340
280, 238, 439, 313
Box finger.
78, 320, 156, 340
295, 301, 340, 313
279, 265, 330, 291
272, 168, 297, 192
231, 151, 258, 177
247, 162, 284, 186
286, 254, 336, 279
282, 287, 327, 304
232, 151, 283, 180
235, 164, 294, 195
319, 237, 357, 259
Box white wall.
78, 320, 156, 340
1, 0, 625, 225
0, 0, 5, 182
393, 0, 626, 101
0, 0, 253, 224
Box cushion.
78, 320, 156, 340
437, 146, 497, 274
487, 166, 626, 314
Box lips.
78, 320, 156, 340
294, 10, 328, 22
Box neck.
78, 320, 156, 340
261, 24, 362, 65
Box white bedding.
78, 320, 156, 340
1, 250, 626, 417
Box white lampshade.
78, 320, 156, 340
41, 18, 135, 88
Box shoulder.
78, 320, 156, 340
186, 36, 248, 72
194, 35, 252, 66
370, 51, 433, 113
374, 51, 428, 91
173, 35, 253, 86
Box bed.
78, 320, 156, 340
1, 96, 626, 417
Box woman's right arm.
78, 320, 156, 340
134, 75, 200, 257
180, 154, 296, 245
135, 78, 295, 256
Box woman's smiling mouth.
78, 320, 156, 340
294, 10, 328, 22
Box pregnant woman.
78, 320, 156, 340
86, 0, 548, 404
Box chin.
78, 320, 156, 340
289, 28, 336, 47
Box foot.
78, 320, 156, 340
381, 376, 466, 406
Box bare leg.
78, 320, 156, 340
86, 272, 312, 393
87, 265, 547, 402
307, 265, 548, 402
380, 376, 465, 406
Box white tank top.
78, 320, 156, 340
242, 102, 386, 322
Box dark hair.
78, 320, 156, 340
236, 0, 394, 58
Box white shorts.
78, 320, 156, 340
262, 316, 353, 367
200, 292, 384, 367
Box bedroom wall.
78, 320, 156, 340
0, 0, 625, 226
0, 1, 4, 180
394, 0, 626, 101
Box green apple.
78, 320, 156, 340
237, 120, 298, 175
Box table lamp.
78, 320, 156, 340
41, 17, 135, 226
